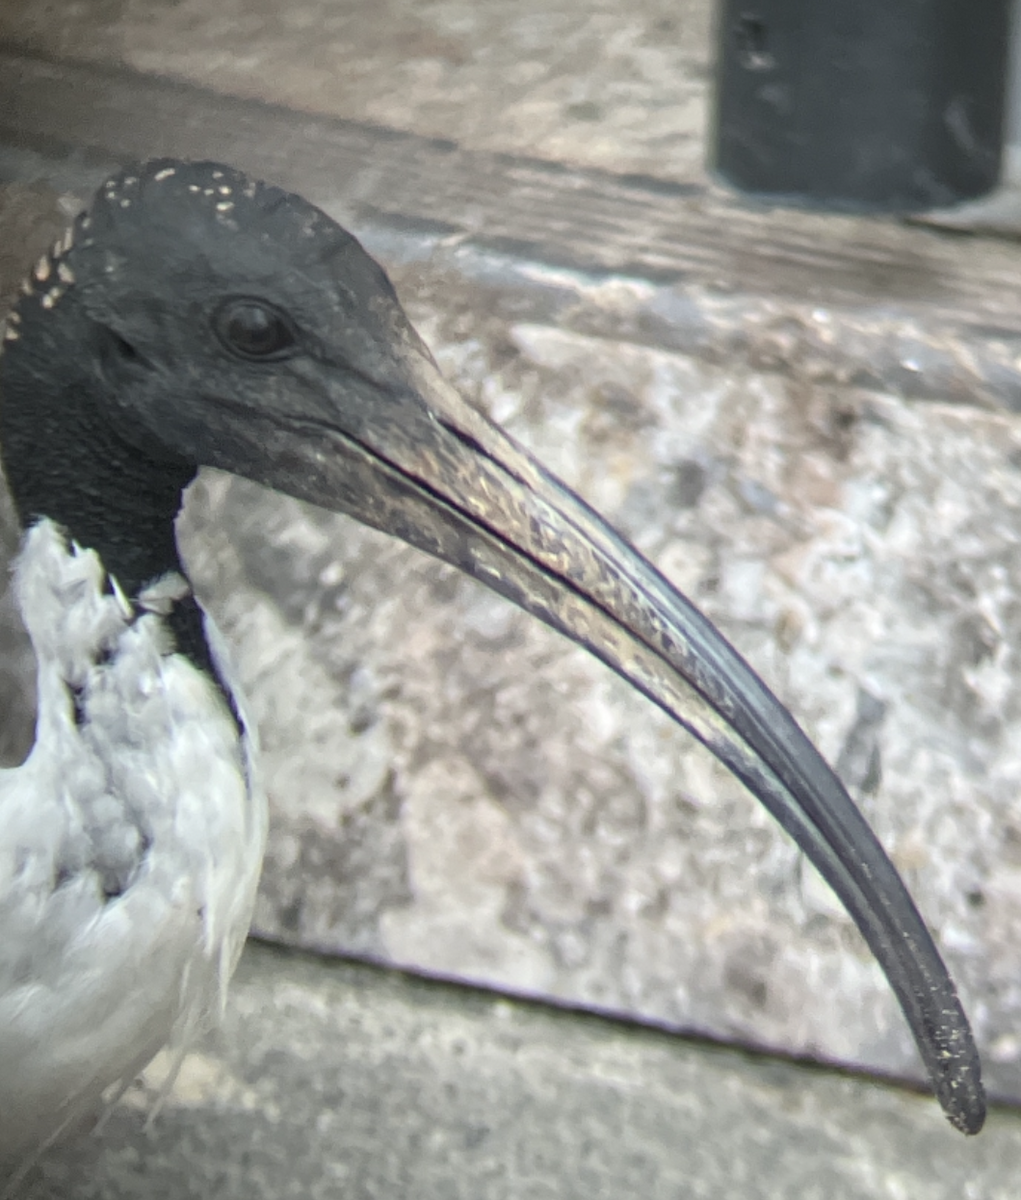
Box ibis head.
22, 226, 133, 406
0, 160, 985, 1134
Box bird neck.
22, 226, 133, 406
0, 318, 215, 677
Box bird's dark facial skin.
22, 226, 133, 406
0, 159, 986, 1134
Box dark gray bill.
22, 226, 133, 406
224, 316, 985, 1136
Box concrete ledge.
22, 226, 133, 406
17, 941, 1021, 1199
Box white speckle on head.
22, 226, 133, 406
57, 262, 75, 285
212, 170, 224, 180
3, 326, 20, 342
7, 310, 21, 326
33, 255, 51, 283
119, 198, 131, 208
41, 288, 63, 310
188, 184, 200, 194
242, 182, 257, 199
216, 201, 234, 214
60, 226, 74, 254
154, 167, 176, 182
203, 188, 215, 197
80, 215, 91, 231
20, 278, 33, 296
217, 186, 231, 196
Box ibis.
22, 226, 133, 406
0, 160, 985, 1167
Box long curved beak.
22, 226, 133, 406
218, 306, 985, 1135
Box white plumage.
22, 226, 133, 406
0, 519, 266, 1165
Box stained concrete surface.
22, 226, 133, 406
15, 940, 1021, 1200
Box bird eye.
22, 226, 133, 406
214, 299, 298, 361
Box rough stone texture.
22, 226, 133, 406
179, 284, 1021, 1101
0, 0, 711, 186
4, 175, 1021, 1102
17, 941, 1021, 1199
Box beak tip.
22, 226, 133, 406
953, 1098, 987, 1137
940, 1073, 986, 1135
952, 1109, 986, 1137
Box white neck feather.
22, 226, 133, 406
0, 518, 267, 1166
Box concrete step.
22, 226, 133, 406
20, 940, 1021, 1199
